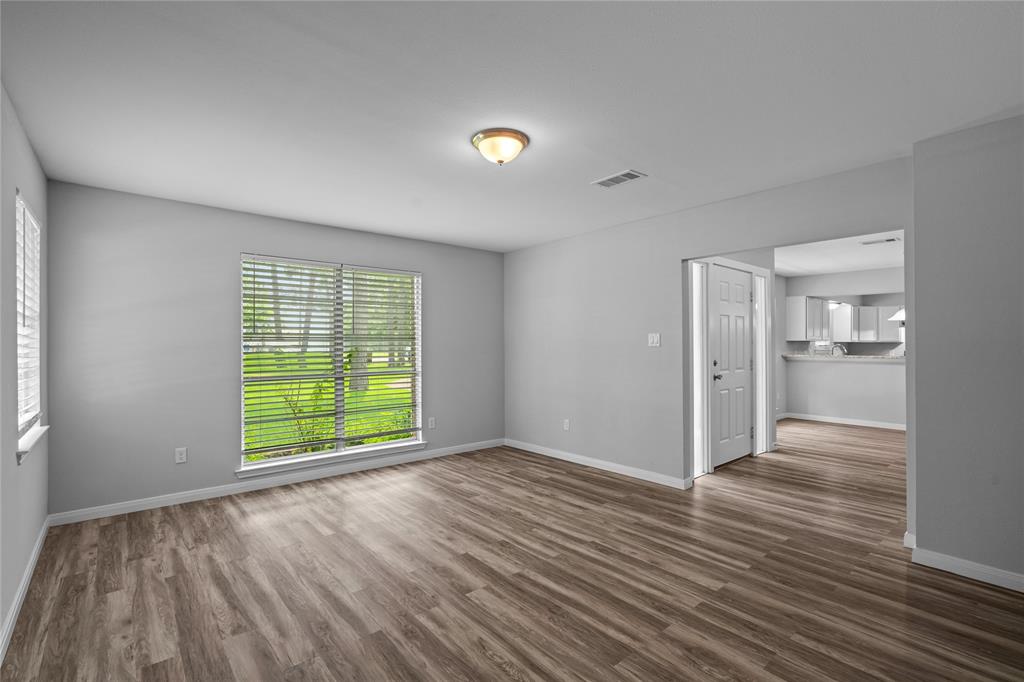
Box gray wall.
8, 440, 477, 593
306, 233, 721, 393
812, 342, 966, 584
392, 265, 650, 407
1, 88, 48, 630
784, 266, 904, 298
47, 182, 505, 513
785, 360, 906, 426
913, 115, 1023, 573
505, 158, 912, 483
861, 292, 905, 306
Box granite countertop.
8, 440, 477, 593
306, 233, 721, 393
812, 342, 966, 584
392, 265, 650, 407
782, 353, 905, 364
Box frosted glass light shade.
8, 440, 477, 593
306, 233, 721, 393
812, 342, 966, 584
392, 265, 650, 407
471, 129, 529, 165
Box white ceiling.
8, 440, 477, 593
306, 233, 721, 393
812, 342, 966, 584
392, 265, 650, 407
774, 230, 905, 277
2, 3, 1021, 252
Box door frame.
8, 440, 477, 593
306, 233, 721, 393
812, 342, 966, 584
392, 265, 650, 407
683, 256, 773, 479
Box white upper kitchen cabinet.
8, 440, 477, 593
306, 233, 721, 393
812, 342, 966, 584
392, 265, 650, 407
831, 303, 853, 343
878, 305, 903, 342
853, 305, 879, 341
814, 298, 829, 340
786, 296, 829, 341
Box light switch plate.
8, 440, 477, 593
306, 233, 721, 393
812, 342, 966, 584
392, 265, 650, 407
647, 332, 661, 347
427, 417, 436, 429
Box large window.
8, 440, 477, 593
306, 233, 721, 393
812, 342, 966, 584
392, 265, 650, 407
241, 255, 422, 465
16, 192, 42, 437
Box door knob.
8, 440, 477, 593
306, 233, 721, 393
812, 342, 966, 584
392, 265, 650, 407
713, 373, 723, 381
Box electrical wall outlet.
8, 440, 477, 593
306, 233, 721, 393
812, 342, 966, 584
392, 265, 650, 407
427, 417, 436, 429
174, 447, 188, 464
647, 332, 661, 347
563, 418, 571, 432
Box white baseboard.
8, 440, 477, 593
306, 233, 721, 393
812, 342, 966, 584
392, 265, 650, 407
779, 412, 906, 431
912, 547, 1024, 593
503, 439, 691, 490
49, 439, 504, 526
903, 531, 916, 549
1, 517, 50, 662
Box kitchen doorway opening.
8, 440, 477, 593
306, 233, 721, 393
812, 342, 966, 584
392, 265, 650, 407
684, 231, 908, 518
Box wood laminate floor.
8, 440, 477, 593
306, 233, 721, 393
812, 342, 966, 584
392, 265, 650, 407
4, 419, 1024, 681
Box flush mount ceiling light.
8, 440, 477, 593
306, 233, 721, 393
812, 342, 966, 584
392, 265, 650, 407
471, 128, 529, 165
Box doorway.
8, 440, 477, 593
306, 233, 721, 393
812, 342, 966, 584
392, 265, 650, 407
686, 256, 772, 477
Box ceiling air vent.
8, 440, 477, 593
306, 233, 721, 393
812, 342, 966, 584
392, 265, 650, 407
860, 236, 902, 246
592, 169, 648, 188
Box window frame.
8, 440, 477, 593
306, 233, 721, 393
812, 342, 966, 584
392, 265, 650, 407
15, 191, 43, 439
238, 253, 423, 473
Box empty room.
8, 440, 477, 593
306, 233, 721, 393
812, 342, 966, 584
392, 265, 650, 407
1, 2, 1022, 680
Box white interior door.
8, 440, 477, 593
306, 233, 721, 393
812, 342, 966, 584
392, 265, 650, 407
709, 264, 753, 468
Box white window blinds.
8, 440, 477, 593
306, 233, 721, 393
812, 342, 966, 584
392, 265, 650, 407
241, 255, 421, 464
16, 193, 42, 437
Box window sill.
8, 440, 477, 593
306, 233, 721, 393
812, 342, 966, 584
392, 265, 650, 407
16, 424, 50, 465
235, 439, 427, 479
